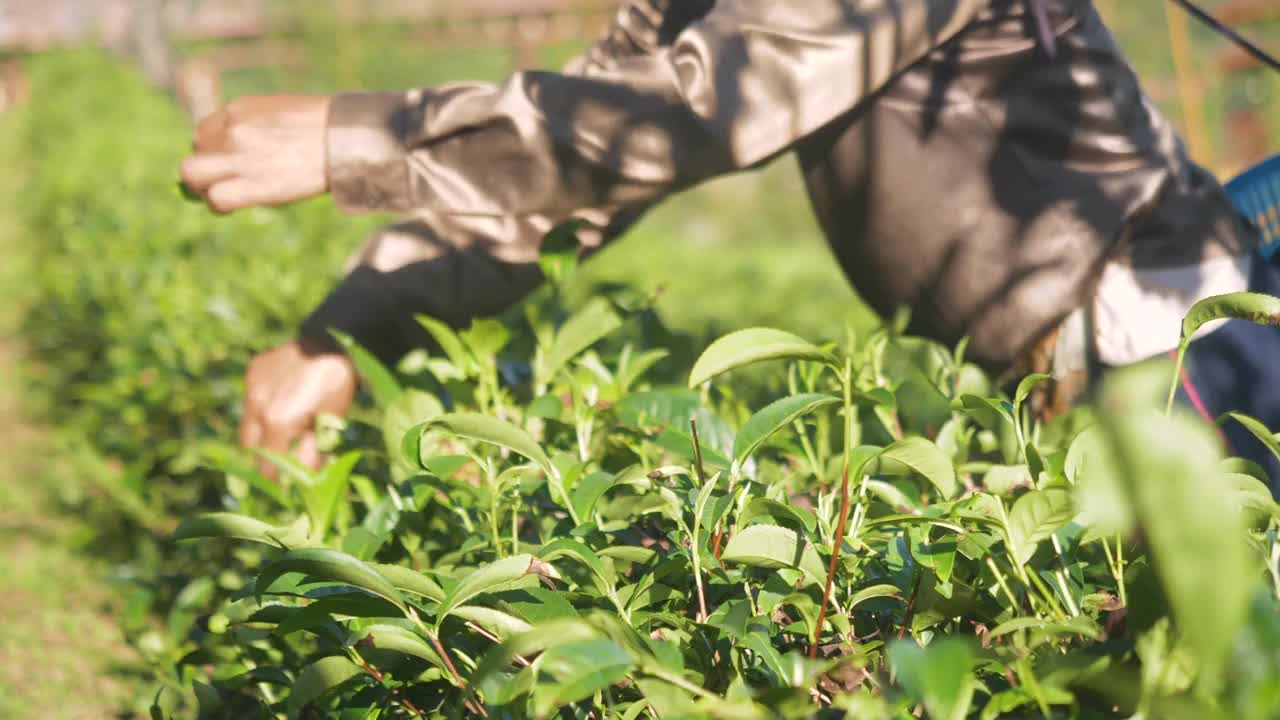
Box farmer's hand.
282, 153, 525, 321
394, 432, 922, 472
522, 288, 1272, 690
240, 338, 356, 479
180, 94, 331, 213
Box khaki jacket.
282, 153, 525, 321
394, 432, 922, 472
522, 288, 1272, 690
301, 0, 1258, 374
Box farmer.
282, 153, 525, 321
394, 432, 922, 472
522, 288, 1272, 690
179, 0, 1274, 479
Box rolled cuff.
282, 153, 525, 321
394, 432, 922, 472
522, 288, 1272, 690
326, 91, 417, 213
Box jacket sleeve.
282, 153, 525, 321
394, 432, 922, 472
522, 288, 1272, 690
304, 0, 986, 362
297, 0, 697, 362
325, 0, 985, 220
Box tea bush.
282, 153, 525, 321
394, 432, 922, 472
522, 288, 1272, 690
12, 48, 1280, 720
159, 280, 1280, 718
6, 50, 391, 679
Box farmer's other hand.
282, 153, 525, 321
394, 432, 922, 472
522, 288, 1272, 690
180, 95, 331, 213
240, 338, 356, 479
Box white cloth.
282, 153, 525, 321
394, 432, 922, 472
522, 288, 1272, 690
1092, 253, 1254, 366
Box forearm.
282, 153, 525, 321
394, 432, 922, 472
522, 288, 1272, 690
299, 215, 547, 365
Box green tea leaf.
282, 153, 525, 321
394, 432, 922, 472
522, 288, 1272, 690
738, 498, 817, 534
275, 592, 402, 636
417, 413, 553, 479
888, 638, 975, 720
450, 605, 534, 641
732, 393, 840, 466
541, 297, 624, 385
1014, 373, 1051, 414
468, 618, 604, 697
173, 513, 309, 548
572, 471, 617, 522
370, 563, 445, 603
1168, 292, 1280, 412
688, 328, 835, 388
532, 639, 635, 716
539, 538, 616, 598
304, 451, 361, 543
989, 616, 1104, 642
255, 548, 405, 612
599, 546, 658, 566
1220, 412, 1280, 466
848, 584, 904, 610
331, 330, 402, 408
383, 389, 445, 472
954, 394, 1013, 429
616, 348, 671, 394
1100, 364, 1251, 692
460, 318, 510, 360
438, 554, 539, 624
358, 622, 447, 670
287, 656, 364, 717
721, 524, 826, 586
416, 314, 473, 373
875, 437, 959, 499
1221, 472, 1280, 524
1006, 488, 1074, 565
863, 479, 920, 513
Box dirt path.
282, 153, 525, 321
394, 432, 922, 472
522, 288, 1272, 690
0, 344, 140, 719
0, 112, 141, 717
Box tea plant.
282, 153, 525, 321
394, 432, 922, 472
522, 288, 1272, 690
161, 289, 1280, 719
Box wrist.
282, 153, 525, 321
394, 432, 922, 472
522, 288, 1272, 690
325, 91, 416, 213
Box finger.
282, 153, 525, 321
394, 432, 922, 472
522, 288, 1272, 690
238, 396, 274, 479
207, 175, 317, 214
193, 109, 230, 152
296, 431, 322, 471
180, 154, 239, 194
238, 408, 263, 451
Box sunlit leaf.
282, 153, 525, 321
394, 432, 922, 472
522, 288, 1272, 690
721, 524, 826, 586
1007, 488, 1074, 565
874, 437, 959, 499
358, 622, 447, 670
450, 605, 534, 641
330, 330, 402, 408
370, 563, 445, 603
540, 297, 624, 385
738, 497, 817, 534
688, 328, 835, 388
304, 451, 361, 543
532, 639, 635, 716
539, 538, 616, 599
732, 393, 840, 467
1168, 292, 1280, 412
255, 548, 405, 612
416, 314, 473, 373
416, 413, 554, 478
848, 584, 904, 610
173, 513, 309, 548
437, 554, 540, 625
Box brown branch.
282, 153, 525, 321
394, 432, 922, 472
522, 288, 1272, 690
429, 631, 489, 718
355, 658, 426, 718
811, 463, 852, 660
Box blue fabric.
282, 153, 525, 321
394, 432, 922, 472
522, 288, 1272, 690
1173, 249, 1280, 494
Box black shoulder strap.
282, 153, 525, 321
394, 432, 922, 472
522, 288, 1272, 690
1027, 0, 1278, 73
1166, 0, 1279, 73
